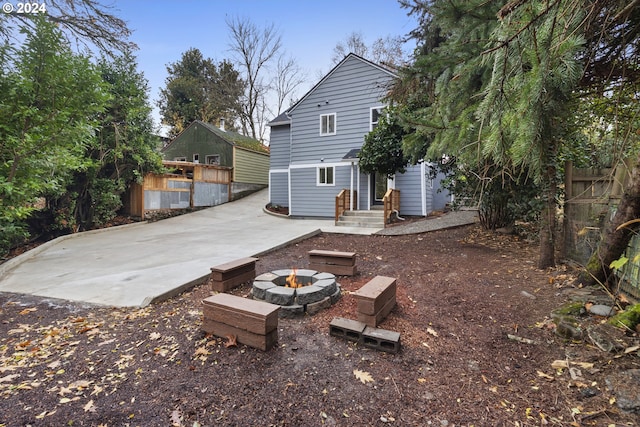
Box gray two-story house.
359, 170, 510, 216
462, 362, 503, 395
268, 53, 449, 221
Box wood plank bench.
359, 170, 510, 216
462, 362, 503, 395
352, 276, 397, 327
308, 250, 357, 276
202, 293, 280, 351
209, 257, 258, 292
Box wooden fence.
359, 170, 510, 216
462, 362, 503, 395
563, 160, 640, 299
126, 161, 232, 220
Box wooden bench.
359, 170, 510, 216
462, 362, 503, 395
202, 293, 280, 351
308, 250, 357, 276
209, 257, 258, 292
352, 276, 397, 327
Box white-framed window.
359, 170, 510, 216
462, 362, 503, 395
206, 154, 220, 165
174, 156, 186, 161
193, 153, 199, 163
370, 106, 384, 131
317, 166, 334, 186
320, 113, 336, 135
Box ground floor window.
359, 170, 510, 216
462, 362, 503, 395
317, 166, 334, 185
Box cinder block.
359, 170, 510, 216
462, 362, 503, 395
329, 317, 366, 343
362, 326, 401, 354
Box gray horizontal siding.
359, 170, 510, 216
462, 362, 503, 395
269, 171, 289, 207
431, 169, 451, 211
290, 164, 352, 217
395, 164, 425, 216
289, 56, 394, 164
268, 125, 290, 169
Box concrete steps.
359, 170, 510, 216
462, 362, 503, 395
336, 210, 385, 228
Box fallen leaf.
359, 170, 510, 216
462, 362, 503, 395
149, 332, 162, 340
353, 369, 374, 384
83, 399, 96, 413
194, 346, 211, 356
224, 335, 237, 348
537, 370, 554, 380
0, 374, 20, 383
19, 307, 37, 315
426, 327, 439, 338
170, 409, 183, 426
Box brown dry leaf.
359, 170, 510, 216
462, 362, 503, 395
551, 360, 594, 370
0, 373, 20, 383
537, 370, 554, 380
170, 408, 183, 426
353, 369, 374, 384
83, 399, 96, 413
224, 335, 237, 348
194, 346, 211, 356
19, 307, 37, 315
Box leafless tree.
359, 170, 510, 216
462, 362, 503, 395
226, 16, 282, 142
332, 32, 407, 67
273, 54, 306, 115
331, 31, 368, 63
0, 0, 135, 54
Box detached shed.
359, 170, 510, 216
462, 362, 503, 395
162, 120, 269, 193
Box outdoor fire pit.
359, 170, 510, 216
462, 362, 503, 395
252, 269, 341, 317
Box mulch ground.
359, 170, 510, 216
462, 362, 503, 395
1, 224, 639, 426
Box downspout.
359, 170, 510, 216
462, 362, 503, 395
288, 112, 293, 215
421, 160, 427, 216
350, 162, 354, 211
356, 164, 360, 210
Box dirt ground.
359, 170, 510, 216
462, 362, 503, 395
1, 223, 639, 426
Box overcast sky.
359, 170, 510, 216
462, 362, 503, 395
110, 0, 418, 137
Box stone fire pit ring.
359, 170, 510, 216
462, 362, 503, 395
252, 269, 341, 317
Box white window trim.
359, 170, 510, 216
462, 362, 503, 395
206, 154, 220, 165
174, 156, 186, 161
193, 153, 199, 163
319, 113, 337, 136
370, 106, 385, 131
317, 166, 335, 186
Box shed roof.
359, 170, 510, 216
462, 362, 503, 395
162, 120, 269, 154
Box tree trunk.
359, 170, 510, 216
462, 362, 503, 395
538, 162, 557, 269
580, 152, 640, 288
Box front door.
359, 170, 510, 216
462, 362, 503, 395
373, 173, 386, 204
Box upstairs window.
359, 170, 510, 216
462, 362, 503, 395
320, 113, 336, 135
371, 106, 384, 131
317, 166, 334, 186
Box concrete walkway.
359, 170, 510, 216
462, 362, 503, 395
0, 190, 478, 308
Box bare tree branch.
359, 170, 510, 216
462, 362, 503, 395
226, 16, 282, 141
0, 0, 135, 55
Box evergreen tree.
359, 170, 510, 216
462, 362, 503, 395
359, 109, 408, 178
0, 17, 109, 253
158, 48, 245, 137
47, 52, 163, 233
